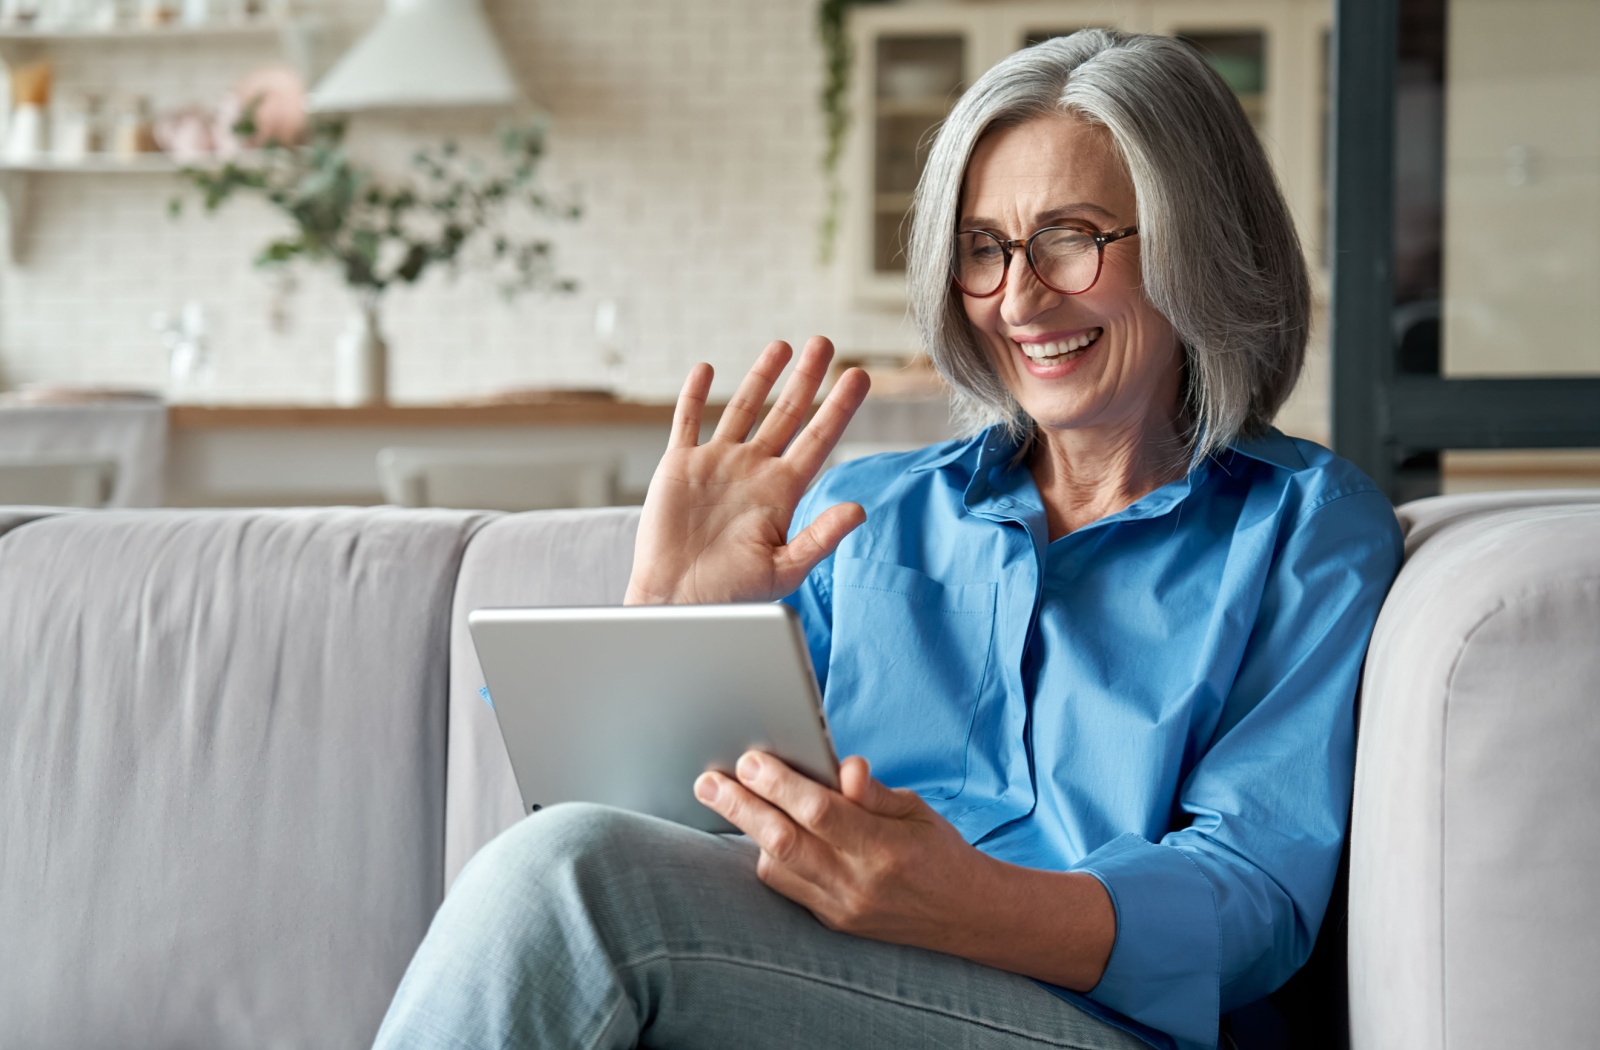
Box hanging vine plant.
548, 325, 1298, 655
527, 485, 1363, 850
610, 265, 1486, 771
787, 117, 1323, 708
817, 0, 891, 264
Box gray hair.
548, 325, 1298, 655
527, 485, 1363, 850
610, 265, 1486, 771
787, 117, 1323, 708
907, 29, 1310, 463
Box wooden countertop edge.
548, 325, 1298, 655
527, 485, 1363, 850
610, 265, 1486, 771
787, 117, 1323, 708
167, 401, 725, 429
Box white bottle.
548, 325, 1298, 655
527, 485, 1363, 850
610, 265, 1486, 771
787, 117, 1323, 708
4, 103, 47, 162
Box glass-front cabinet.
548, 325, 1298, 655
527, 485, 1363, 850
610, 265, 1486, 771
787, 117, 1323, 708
870, 33, 968, 275
845, 0, 1333, 305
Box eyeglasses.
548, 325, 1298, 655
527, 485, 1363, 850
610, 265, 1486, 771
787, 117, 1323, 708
952, 225, 1140, 298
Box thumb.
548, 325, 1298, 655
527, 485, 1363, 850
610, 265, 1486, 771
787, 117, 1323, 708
773, 501, 865, 592
839, 756, 921, 818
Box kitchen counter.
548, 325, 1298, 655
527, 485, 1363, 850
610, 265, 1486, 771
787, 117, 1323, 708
167, 400, 698, 431
165, 399, 722, 507
162, 394, 961, 507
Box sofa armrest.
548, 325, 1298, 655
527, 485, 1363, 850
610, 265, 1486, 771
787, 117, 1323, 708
1350, 492, 1600, 1049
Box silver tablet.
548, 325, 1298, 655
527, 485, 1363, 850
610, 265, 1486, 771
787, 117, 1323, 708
468, 603, 839, 832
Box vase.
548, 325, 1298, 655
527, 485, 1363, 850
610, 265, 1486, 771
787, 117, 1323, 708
334, 294, 388, 407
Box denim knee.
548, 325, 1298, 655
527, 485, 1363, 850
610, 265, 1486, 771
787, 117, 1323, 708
451, 802, 657, 903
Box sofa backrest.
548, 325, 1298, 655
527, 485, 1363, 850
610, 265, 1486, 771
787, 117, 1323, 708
1350, 491, 1600, 1049
0, 507, 488, 1050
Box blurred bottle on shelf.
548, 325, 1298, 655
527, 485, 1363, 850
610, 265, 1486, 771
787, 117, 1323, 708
4, 61, 52, 162
111, 93, 157, 159
50, 91, 105, 162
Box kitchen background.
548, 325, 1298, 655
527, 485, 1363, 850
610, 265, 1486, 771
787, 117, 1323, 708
0, 0, 930, 405
0, 0, 1593, 506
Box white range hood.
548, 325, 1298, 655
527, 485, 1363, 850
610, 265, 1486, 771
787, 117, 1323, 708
307, 0, 522, 112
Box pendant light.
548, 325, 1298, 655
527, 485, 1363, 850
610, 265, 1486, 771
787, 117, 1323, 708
307, 0, 522, 112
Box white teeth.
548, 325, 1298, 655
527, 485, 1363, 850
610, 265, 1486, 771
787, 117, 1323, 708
1021, 328, 1102, 360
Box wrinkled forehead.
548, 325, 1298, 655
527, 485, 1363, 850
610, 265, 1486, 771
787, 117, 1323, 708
958, 113, 1136, 230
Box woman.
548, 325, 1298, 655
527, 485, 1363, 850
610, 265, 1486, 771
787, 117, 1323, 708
375, 30, 1401, 1050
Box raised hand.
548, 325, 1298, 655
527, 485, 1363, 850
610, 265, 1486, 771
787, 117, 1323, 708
624, 336, 871, 607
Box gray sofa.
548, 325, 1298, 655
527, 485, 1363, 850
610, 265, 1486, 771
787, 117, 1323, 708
0, 491, 1595, 1049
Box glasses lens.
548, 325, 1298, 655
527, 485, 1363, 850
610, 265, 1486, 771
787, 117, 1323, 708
1030, 227, 1100, 294
954, 231, 1006, 295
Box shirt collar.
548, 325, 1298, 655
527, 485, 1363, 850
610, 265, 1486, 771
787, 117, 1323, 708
1223, 426, 1307, 472
907, 422, 1304, 529
906, 430, 990, 474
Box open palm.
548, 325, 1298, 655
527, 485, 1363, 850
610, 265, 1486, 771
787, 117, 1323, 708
624, 337, 871, 606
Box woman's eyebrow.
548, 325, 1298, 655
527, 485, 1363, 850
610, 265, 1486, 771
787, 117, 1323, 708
1039, 203, 1121, 224
958, 202, 1123, 229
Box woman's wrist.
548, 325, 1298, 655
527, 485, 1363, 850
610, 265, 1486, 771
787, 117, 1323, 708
622, 578, 678, 606
929, 854, 1117, 993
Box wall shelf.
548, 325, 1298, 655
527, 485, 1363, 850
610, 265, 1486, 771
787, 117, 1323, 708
0, 156, 179, 174
0, 15, 318, 265
0, 20, 290, 42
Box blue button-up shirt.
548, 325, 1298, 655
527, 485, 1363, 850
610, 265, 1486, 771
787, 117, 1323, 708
783, 425, 1403, 1050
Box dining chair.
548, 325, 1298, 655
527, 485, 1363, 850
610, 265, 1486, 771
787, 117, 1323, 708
0, 456, 119, 508
377, 448, 619, 512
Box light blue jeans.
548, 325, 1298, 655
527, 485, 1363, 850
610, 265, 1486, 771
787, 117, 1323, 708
373, 803, 1150, 1050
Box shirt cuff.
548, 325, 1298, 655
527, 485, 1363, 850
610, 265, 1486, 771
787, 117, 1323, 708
1077, 833, 1221, 1050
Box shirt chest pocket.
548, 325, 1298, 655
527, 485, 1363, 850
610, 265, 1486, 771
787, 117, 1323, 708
825, 558, 997, 800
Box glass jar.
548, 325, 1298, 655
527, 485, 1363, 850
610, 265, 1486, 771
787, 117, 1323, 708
111, 95, 157, 160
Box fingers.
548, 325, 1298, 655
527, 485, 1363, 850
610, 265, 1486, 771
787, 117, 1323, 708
713, 341, 792, 443
669, 362, 714, 449
772, 501, 866, 594
838, 755, 874, 802
782, 366, 871, 479
750, 336, 835, 454
753, 851, 839, 925
839, 755, 925, 819
734, 751, 860, 850
694, 769, 825, 872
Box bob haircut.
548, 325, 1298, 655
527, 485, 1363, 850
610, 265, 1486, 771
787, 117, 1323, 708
907, 29, 1310, 464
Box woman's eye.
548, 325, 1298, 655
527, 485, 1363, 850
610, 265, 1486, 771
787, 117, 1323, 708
1036, 230, 1096, 257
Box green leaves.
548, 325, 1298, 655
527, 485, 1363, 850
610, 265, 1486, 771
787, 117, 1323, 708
171, 115, 578, 300
815, 0, 891, 264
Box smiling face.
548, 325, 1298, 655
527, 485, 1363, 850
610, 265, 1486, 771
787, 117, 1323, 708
958, 113, 1184, 456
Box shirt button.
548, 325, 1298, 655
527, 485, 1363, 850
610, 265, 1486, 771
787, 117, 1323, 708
996, 498, 1015, 509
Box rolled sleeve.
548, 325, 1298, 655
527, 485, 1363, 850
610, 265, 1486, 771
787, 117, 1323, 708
1078, 835, 1221, 1050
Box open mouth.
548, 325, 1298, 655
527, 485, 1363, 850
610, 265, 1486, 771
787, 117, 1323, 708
1019, 327, 1103, 364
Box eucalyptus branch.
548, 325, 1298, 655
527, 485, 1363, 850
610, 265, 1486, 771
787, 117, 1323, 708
171, 114, 580, 302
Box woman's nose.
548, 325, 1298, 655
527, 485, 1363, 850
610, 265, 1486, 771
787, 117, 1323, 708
998, 255, 1062, 328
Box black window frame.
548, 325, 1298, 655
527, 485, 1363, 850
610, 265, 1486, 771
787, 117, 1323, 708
1329, 0, 1600, 504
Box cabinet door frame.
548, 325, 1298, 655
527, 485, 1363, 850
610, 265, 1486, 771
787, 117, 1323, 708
846, 5, 989, 306
983, 0, 1151, 57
